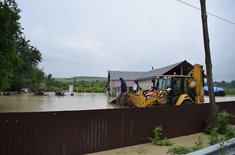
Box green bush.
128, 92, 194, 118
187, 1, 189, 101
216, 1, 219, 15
204, 119, 213, 135
168, 146, 193, 154
204, 111, 235, 145
209, 128, 220, 145
224, 87, 235, 95
224, 126, 235, 140
168, 136, 203, 154
149, 126, 173, 146
204, 111, 233, 135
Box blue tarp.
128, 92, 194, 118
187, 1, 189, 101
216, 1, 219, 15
203, 86, 224, 92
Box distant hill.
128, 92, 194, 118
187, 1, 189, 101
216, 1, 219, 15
54, 76, 107, 83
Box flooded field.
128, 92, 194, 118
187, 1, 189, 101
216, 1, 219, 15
0, 93, 115, 113
0, 93, 235, 113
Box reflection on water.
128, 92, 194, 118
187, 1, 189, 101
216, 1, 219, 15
0, 93, 115, 113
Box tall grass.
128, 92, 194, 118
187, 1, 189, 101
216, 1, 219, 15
224, 88, 235, 95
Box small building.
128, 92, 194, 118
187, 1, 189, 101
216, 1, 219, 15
108, 60, 194, 97
107, 71, 144, 97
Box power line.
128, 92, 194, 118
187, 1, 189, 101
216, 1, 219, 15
176, 0, 235, 26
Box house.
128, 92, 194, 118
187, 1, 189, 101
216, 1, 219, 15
108, 60, 194, 97
107, 71, 144, 97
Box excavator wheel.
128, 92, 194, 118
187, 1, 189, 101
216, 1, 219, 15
182, 100, 193, 105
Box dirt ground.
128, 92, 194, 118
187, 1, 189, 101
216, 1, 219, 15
87, 133, 210, 155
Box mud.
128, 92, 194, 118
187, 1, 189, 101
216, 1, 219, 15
88, 133, 210, 155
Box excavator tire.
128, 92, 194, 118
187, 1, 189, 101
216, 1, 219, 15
182, 100, 193, 105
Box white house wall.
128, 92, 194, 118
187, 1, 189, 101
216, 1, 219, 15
139, 79, 153, 90
109, 80, 135, 97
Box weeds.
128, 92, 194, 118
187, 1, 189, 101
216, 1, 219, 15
219, 141, 226, 155
224, 125, 235, 140
167, 136, 204, 154
205, 111, 235, 145
217, 112, 232, 134
168, 110, 235, 154
209, 127, 220, 145
151, 111, 235, 154
149, 125, 173, 146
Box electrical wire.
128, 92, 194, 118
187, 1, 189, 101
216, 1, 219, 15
176, 0, 235, 26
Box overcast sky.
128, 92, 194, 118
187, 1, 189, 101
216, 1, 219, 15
16, 0, 235, 81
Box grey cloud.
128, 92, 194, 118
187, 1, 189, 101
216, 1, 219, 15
17, 0, 235, 81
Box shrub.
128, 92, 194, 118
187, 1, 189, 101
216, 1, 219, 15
206, 111, 235, 145
208, 127, 220, 145
217, 112, 232, 134
224, 126, 235, 140
168, 136, 203, 154
204, 119, 213, 135
149, 125, 173, 146
204, 111, 234, 135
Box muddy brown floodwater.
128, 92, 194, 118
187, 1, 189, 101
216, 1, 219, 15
0, 93, 235, 113
0, 93, 115, 113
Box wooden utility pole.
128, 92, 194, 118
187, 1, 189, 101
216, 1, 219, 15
200, 0, 217, 127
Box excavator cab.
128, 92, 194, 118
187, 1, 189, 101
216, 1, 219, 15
155, 76, 194, 105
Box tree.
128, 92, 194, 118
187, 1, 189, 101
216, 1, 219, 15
10, 36, 43, 92
0, 0, 21, 90
0, 0, 44, 93
221, 81, 226, 87
46, 74, 53, 91
231, 80, 235, 88
200, 0, 217, 127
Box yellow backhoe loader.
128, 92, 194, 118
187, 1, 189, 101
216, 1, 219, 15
126, 64, 205, 107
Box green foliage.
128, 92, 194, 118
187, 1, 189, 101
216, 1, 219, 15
224, 87, 235, 95
12, 36, 43, 92
75, 81, 107, 93
55, 76, 107, 82
204, 111, 233, 135
204, 111, 235, 145
204, 119, 213, 135
217, 112, 231, 134
214, 81, 235, 88
193, 136, 204, 150
45, 74, 53, 91
224, 126, 235, 140
219, 141, 226, 155
46, 78, 107, 93
48, 76, 107, 93
0, 0, 21, 90
49, 81, 68, 92
209, 128, 220, 145
168, 146, 192, 154
168, 136, 203, 154
16, 36, 42, 69
149, 126, 173, 146
213, 80, 235, 94
231, 81, 235, 88
0, 0, 44, 92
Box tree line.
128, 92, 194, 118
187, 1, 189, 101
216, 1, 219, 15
214, 81, 235, 88
45, 79, 107, 93
0, 0, 45, 93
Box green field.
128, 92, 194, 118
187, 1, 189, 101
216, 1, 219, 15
224, 87, 235, 95
54, 76, 107, 83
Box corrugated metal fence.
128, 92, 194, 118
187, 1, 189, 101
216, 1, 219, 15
0, 101, 235, 155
